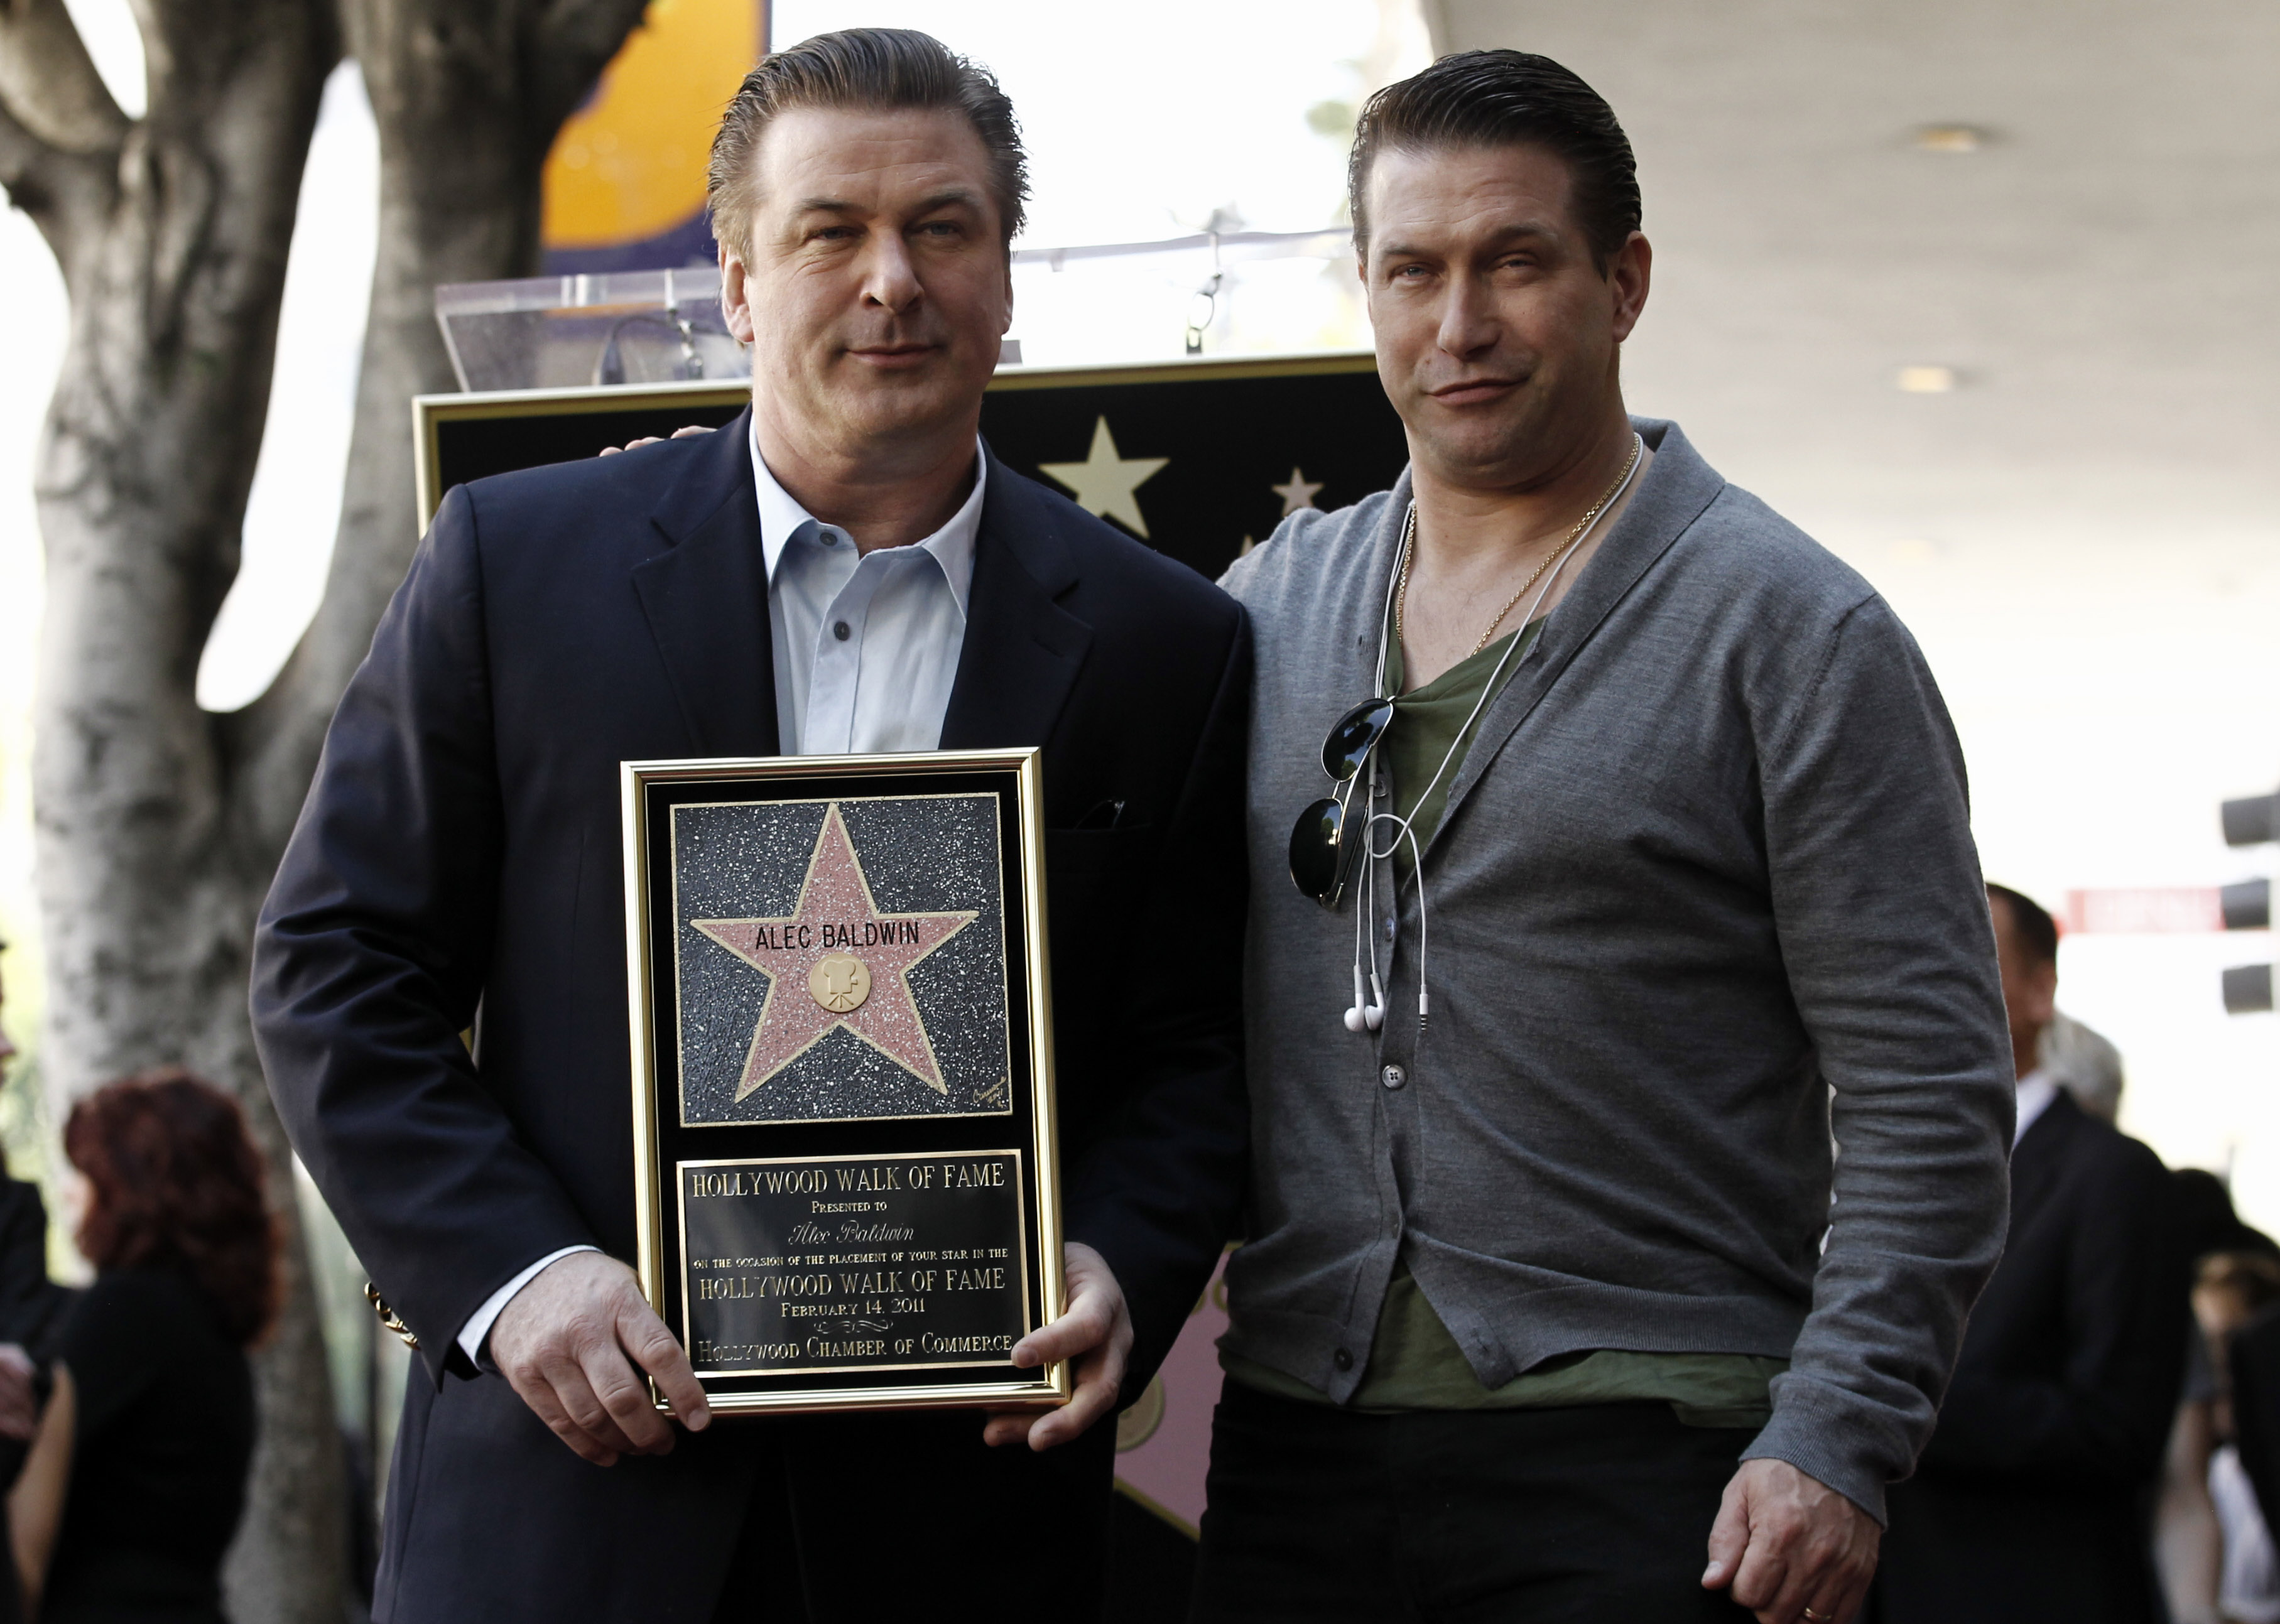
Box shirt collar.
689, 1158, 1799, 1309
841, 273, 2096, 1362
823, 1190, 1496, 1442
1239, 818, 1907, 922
747, 417, 985, 617
2013, 1068, 2060, 1149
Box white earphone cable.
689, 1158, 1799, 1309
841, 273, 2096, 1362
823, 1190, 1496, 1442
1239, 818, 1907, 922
1346, 435, 1646, 1032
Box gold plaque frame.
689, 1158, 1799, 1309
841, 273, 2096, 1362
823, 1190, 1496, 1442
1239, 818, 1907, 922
623, 748, 1070, 1415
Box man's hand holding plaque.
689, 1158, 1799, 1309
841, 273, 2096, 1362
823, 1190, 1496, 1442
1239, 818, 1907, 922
987, 1240, 1134, 1451
488, 1251, 710, 1466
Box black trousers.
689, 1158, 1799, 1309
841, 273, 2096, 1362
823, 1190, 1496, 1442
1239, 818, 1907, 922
708, 1405, 1114, 1622
1192, 1382, 1759, 1624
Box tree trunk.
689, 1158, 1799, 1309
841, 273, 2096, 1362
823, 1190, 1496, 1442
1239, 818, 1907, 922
4, 0, 651, 1618
2, 4, 348, 1620
263, 0, 654, 747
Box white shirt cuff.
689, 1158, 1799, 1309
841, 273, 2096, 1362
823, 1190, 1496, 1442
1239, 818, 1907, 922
456, 1245, 599, 1363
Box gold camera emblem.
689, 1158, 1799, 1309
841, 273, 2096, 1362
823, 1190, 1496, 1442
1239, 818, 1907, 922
808, 953, 872, 1014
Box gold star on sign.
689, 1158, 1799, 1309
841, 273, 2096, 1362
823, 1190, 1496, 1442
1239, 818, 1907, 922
1271, 467, 1323, 517
1039, 417, 1168, 539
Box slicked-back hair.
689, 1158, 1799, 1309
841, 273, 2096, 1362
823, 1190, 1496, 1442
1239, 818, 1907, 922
1349, 50, 1640, 272
1987, 883, 2060, 968
707, 28, 1029, 263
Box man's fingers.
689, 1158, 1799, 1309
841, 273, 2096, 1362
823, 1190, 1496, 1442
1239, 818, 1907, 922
599, 427, 707, 458
1724, 1480, 1793, 1613
1797, 1572, 1868, 1624
980, 1408, 1046, 1448
531, 1337, 648, 1457
1028, 1348, 1122, 1451
1702, 1473, 1751, 1589
1729, 1537, 1789, 1615
987, 1245, 1131, 1449
1012, 1293, 1110, 1369
1801, 1540, 1878, 1624
623, 1307, 710, 1431
509, 1364, 624, 1466
583, 1336, 675, 1456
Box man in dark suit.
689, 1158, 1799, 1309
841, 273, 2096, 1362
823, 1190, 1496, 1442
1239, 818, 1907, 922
251, 30, 1248, 1623
1877, 884, 2189, 1623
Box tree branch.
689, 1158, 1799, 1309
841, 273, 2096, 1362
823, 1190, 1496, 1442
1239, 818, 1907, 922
0, 83, 111, 264
0, 0, 131, 263
0, 0, 129, 155
528, 0, 651, 137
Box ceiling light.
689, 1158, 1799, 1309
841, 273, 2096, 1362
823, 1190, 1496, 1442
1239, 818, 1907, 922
1915, 125, 1987, 153
1896, 365, 1957, 394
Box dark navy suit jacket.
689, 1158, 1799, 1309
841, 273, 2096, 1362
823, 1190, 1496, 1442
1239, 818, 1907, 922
251, 413, 1249, 1618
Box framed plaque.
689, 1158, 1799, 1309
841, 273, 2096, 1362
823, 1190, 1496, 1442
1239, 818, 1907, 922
622, 748, 1070, 1414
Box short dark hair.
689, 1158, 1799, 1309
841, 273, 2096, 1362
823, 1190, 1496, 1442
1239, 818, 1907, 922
707, 28, 1029, 260
2199, 1249, 2280, 1316
1349, 50, 1641, 271
1987, 883, 2060, 968
67, 1069, 279, 1346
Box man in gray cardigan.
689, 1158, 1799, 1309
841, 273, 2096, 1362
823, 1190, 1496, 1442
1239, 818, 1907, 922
1195, 51, 2014, 1624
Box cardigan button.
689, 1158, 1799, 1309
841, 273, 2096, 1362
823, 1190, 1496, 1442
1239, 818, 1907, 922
1333, 1347, 1354, 1372
1381, 1064, 1406, 1091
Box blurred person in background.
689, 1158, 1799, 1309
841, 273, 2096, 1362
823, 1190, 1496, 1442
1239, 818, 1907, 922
0, 946, 69, 1624
0, 945, 66, 1398
2041, 1009, 2125, 1125
2174, 1169, 2280, 1267
1875, 883, 2191, 1623
2158, 1252, 2280, 1624
7, 1069, 275, 1623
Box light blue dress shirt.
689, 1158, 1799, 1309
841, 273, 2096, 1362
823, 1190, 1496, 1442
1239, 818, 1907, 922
749, 419, 984, 756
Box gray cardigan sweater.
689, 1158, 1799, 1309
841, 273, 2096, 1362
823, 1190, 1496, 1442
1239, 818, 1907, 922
1218, 418, 2012, 1520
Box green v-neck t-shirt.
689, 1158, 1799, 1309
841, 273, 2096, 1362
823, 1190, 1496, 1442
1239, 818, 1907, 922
1224, 621, 1786, 1424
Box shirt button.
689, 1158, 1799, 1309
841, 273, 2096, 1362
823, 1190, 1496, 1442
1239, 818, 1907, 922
1333, 1347, 1354, 1372
832, 620, 852, 642
820, 529, 840, 547
1381, 1064, 1406, 1091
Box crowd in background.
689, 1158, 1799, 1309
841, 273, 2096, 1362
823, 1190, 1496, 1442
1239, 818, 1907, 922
0, 950, 271, 1624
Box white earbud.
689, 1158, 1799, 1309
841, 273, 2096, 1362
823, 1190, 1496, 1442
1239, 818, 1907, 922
1344, 966, 1386, 1032
1328, 437, 1641, 1041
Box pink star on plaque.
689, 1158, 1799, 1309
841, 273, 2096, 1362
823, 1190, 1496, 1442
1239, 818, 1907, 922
692, 803, 978, 1098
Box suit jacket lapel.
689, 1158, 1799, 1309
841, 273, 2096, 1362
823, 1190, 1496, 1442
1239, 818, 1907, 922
1426, 418, 1725, 852
629, 408, 781, 758
938, 446, 1093, 754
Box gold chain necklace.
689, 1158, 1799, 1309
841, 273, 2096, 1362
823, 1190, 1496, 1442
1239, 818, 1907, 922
1395, 435, 1643, 658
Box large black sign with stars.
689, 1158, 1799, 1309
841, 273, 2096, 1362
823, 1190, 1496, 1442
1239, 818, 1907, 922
415, 352, 1408, 580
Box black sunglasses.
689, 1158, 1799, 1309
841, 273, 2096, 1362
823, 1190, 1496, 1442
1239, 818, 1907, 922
1288, 696, 1395, 907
